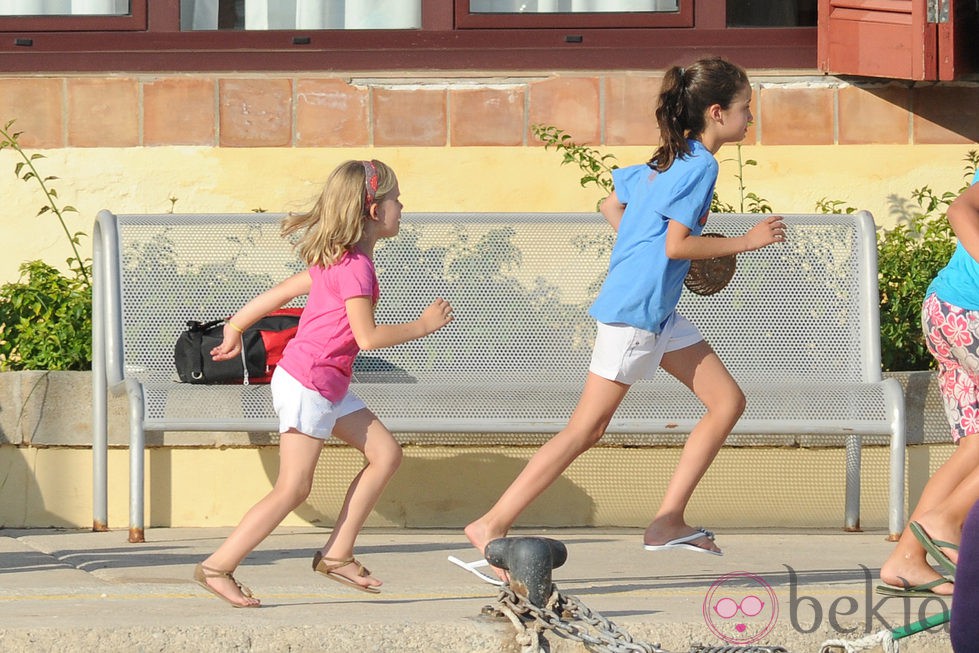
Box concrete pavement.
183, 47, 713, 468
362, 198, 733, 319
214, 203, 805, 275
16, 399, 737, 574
0, 527, 954, 652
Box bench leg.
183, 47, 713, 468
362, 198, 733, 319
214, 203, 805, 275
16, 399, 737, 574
126, 379, 146, 543
92, 352, 109, 533
884, 377, 907, 541
844, 434, 861, 532
91, 245, 108, 533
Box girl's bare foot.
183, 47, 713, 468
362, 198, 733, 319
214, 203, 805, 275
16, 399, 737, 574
193, 563, 261, 607
314, 551, 382, 592
880, 551, 954, 595
643, 519, 722, 555
464, 519, 510, 582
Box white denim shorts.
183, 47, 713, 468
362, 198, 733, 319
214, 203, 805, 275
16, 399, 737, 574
270, 366, 367, 439
589, 313, 703, 384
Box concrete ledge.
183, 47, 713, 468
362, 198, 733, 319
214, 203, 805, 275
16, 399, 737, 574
0, 438, 954, 529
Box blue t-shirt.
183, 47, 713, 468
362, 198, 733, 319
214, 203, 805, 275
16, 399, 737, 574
589, 139, 718, 332
927, 170, 979, 310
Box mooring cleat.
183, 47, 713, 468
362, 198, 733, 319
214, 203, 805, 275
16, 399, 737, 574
485, 536, 568, 608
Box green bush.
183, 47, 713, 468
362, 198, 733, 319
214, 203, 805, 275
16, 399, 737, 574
877, 152, 978, 370
0, 119, 91, 371
0, 260, 92, 370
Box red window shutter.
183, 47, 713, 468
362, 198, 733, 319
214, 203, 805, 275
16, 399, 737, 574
819, 0, 935, 80
819, 0, 977, 80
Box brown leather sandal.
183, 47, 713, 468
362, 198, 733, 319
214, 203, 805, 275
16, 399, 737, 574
312, 551, 381, 594
193, 562, 259, 607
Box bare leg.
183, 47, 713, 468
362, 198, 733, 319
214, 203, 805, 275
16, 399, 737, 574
466, 373, 630, 576
880, 434, 979, 594
200, 430, 324, 606
643, 341, 744, 555
315, 408, 403, 591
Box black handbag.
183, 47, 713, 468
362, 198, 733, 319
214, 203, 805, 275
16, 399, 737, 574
173, 308, 302, 384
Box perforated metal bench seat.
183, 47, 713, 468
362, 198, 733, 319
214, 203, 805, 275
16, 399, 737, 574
93, 211, 906, 541
140, 381, 899, 439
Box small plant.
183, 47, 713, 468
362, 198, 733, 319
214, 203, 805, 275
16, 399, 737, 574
532, 124, 767, 214
718, 144, 772, 213
876, 150, 979, 371
533, 125, 619, 209
816, 197, 859, 215
0, 120, 92, 370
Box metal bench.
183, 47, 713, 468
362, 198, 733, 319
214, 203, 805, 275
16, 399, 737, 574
92, 210, 906, 542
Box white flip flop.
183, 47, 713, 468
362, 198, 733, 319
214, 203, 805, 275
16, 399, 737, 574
643, 528, 723, 556
447, 555, 506, 586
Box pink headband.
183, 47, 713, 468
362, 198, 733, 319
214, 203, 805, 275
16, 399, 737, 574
362, 160, 379, 210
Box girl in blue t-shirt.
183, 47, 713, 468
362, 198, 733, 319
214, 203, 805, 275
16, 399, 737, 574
880, 173, 979, 598
466, 57, 785, 569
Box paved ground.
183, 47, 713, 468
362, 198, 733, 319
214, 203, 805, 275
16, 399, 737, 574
0, 527, 954, 652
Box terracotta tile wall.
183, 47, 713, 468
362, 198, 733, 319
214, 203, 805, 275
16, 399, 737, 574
0, 73, 976, 148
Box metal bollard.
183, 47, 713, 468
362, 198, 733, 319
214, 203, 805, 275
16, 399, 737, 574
485, 536, 568, 608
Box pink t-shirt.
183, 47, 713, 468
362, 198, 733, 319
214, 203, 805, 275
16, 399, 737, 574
277, 249, 379, 402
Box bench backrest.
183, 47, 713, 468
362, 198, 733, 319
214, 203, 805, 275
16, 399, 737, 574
94, 211, 883, 391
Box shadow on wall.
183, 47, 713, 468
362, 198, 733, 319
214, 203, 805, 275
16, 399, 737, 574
856, 82, 979, 144
0, 371, 84, 528
267, 450, 595, 529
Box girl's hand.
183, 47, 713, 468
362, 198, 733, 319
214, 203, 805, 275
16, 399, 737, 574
420, 298, 454, 335
210, 326, 243, 361
743, 215, 786, 251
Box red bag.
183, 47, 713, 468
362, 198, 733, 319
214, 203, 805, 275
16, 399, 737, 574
174, 307, 303, 384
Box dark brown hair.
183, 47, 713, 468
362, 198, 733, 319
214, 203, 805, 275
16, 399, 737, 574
650, 57, 749, 172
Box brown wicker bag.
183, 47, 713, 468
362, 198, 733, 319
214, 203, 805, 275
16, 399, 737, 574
683, 233, 737, 296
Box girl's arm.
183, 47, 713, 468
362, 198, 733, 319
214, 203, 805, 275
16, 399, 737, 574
211, 270, 312, 361
600, 191, 626, 232
947, 183, 979, 262
664, 215, 785, 260
347, 296, 453, 351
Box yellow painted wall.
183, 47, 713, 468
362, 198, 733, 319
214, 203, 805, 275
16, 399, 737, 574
0, 442, 954, 531
1, 144, 976, 284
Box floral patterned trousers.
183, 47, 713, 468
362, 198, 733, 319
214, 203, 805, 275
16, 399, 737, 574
923, 293, 979, 442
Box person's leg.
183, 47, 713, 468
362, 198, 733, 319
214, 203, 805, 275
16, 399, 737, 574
465, 373, 631, 561
913, 300, 979, 564
315, 408, 403, 590
951, 499, 979, 652
643, 341, 744, 554
200, 430, 324, 605
880, 295, 972, 594
911, 434, 979, 565
879, 435, 979, 594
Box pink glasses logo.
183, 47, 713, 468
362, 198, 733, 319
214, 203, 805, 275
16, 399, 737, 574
703, 572, 779, 644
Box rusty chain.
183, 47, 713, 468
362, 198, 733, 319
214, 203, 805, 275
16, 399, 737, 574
490, 584, 791, 653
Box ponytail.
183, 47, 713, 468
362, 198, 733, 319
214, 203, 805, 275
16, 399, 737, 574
651, 66, 690, 172
649, 57, 749, 172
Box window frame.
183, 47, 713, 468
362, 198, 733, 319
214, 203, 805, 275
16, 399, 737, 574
0, 0, 817, 72
455, 1, 693, 29
0, 1, 145, 32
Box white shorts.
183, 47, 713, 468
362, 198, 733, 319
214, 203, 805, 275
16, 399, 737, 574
270, 367, 367, 439
588, 313, 703, 385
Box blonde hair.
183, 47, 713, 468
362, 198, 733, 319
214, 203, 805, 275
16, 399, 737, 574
281, 159, 398, 267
